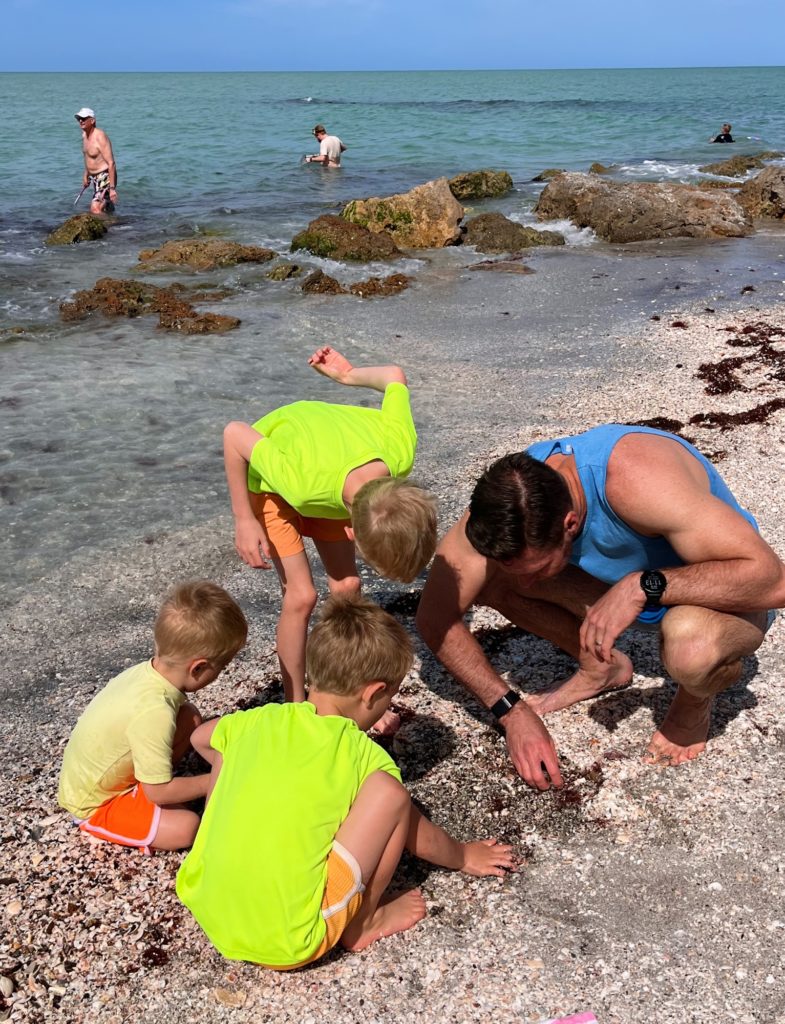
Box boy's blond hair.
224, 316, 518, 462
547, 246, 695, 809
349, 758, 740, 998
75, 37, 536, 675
154, 580, 248, 664
306, 594, 413, 696
350, 478, 437, 582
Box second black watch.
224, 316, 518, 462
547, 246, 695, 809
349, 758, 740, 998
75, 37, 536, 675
640, 569, 667, 604
490, 689, 521, 720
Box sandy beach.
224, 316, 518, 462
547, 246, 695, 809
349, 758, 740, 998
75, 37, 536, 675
2, 268, 785, 1024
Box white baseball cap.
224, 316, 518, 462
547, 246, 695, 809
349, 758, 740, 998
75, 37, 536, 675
74, 107, 95, 119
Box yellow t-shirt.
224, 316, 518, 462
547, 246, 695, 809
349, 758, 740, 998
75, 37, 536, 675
58, 660, 185, 819
247, 381, 416, 518
176, 702, 401, 966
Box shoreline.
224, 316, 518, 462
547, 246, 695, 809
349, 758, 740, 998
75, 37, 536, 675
2, 289, 785, 1022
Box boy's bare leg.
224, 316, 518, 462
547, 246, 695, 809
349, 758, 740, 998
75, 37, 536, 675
271, 551, 318, 702
152, 807, 200, 851
477, 564, 633, 715
314, 536, 400, 737
335, 772, 426, 951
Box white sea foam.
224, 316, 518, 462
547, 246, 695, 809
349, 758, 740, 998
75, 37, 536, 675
617, 160, 702, 180
509, 212, 596, 247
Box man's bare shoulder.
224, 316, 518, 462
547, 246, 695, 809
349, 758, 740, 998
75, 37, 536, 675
607, 433, 709, 500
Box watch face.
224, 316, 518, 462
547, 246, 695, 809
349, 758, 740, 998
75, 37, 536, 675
642, 570, 666, 597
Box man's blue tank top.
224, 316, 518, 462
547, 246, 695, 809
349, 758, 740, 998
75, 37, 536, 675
526, 424, 757, 585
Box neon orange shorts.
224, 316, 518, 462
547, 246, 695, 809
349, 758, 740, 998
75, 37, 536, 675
79, 784, 160, 851
266, 841, 365, 971
250, 492, 351, 560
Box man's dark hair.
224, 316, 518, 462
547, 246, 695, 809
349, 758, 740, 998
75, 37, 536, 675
465, 452, 572, 561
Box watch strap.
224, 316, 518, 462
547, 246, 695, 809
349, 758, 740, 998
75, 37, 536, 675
490, 689, 521, 720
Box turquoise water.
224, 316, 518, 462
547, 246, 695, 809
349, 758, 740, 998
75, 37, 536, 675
1, 68, 784, 603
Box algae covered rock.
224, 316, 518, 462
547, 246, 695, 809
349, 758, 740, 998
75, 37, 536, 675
266, 262, 302, 281
698, 154, 764, 178
59, 277, 240, 334
468, 259, 535, 275
737, 166, 785, 220
292, 216, 401, 261
463, 213, 564, 253
342, 178, 464, 249
531, 169, 565, 182
137, 239, 275, 271
45, 214, 108, 246
301, 270, 346, 294
535, 172, 752, 242
589, 162, 613, 175
448, 170, 513, 201
348, 273, 411, 297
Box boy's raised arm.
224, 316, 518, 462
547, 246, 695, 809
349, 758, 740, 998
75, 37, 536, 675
308, 346, 407, 393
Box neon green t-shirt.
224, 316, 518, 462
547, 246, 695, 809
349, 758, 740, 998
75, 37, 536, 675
246, 381, 416, 518
58, 660, 185, 819
176, 702, 401, 966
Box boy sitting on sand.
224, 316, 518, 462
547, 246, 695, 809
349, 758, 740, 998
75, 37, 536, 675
176, 595, 515, 968
223, 346, 437, 729
58, 581, 247, 853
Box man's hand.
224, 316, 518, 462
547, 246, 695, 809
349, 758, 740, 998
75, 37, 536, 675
234, 516, 272, 569
579, 572, 646, 661
308, 346, 354, 383
502, 702, 563, 790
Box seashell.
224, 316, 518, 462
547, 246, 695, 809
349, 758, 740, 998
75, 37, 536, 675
213, 988, 247, 1008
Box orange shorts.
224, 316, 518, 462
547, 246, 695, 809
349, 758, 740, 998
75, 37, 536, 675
266, 841, 365, 971
250, 492, 351, 560
79, 784, 160, 852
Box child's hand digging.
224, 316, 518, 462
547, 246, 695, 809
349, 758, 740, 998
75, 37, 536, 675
460, 838, 517, 878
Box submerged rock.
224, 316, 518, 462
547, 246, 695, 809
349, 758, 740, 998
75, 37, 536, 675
266, 262, 302, 281
343, 178, 464, 248
531, 168, 565, 182
463, 213, 564, 253
348, 273, 411, 297
469, 259, 535, 275
291, 216, 401, 261
698, 154, 764, 178
737, 166, 785, 220
137, 239, 275, 271
534, 172, 752, 242
45, 214, 108, 246
448, 170, 513, 200
59, 277, 240, 333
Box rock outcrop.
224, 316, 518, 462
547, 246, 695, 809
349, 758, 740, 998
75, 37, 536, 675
589, 162, 613, 175
45, 214, 107, 246
266, 263, 302, 280
300, 269, 411, 297
59, 278, 240, 333
291, 216, 401, 261
463, 213, 564, 253
531, 169, 565, 182
737, 166, 785, 220
137, 239, 275, 271
343, 178, 464, 248
448, 170, 513, 200
698, 154, 765, 178
534, 172, 752, 242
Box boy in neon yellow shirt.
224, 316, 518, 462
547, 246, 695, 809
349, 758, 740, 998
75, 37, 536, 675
176, 594, 515, 967
223, 347, 437, 727
59, 581, 247, 852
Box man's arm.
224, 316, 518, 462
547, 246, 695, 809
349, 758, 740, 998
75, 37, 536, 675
416, 513, 563, 791
581, 434, 785, 658
223, 421, 272, 568
308, 346, 407, 392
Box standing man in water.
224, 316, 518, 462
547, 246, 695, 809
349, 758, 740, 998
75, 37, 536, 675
75, 107, 118, 213
416, 425, 784, 791
305, 125, 346, 168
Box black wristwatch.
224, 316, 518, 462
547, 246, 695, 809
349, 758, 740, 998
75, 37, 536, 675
489, 689, 521, 720
640, 569, 667, 604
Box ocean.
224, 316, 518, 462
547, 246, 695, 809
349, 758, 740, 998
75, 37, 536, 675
1, 67, 784, 605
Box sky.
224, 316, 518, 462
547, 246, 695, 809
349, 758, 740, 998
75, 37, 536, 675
2, 0, 785, 72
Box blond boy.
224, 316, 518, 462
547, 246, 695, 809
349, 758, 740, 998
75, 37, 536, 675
58, 581, 247, 852
223, 346, 437, 722
176, 595, 515, 968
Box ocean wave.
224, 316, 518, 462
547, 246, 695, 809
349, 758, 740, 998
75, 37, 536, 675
617, 160, 703, 180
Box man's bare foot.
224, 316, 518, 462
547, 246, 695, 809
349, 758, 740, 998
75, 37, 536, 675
340, 889, 427, 951
644, 688, 711, 767
370, 708, 401, 737
527, 650, 633, 716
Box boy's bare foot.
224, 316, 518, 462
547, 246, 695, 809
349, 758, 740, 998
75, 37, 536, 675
643, 688, 712, 767
340, 889, 427, 952
370, 708, 401, 737
527, 650, 633, 716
